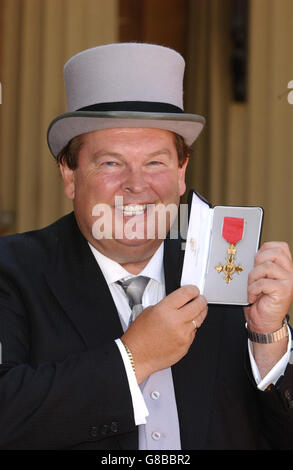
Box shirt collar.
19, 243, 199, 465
88, 242, 165, 286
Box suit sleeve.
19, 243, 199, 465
0, 273, 136, 449
256, 361, 293, 449
245, 338, 293, 449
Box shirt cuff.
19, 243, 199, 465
248, 326, 292, 390
115, 338, 149, 425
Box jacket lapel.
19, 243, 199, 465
45, 213, 124, 348
45, 213, 138, 449
164, 236, 224, 450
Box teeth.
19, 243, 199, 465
116, 204, 147, 216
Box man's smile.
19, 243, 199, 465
115, 203, 148, 216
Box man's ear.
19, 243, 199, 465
178, 157, 189, 197
59, 162, 75, 200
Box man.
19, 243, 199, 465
0, 43, 293, 450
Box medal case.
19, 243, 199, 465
181, 191, 263, 305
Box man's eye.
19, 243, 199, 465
148, 161, 163, 166
102, 161, 118, 167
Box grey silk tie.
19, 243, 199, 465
117, 276, 150, 326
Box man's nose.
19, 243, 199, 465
121, 168, 149, 193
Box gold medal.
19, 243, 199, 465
215, 217, 244, 284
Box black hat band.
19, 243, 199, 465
78, 101, 184, 114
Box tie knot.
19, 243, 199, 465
117, 275, 150, 309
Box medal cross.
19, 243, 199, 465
215, 244, 244, 284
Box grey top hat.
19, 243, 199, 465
47, 42, 205, 158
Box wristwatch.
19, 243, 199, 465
246, 317, 289, 344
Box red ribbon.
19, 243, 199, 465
222, 217, 244, 245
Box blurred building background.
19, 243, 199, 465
0, 0, 293, 252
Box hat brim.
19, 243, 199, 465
47, 111, 205, 158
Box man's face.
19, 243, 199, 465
60, 127, 188, 270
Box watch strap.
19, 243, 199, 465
246, 317, 289, 344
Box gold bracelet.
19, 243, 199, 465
123, 342, 136, 374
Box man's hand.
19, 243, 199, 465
245, 242, 293, 332
244, 242, 293, 378
121, 285, 208, 384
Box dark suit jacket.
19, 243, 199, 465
0, 212, 293, 450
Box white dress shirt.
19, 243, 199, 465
88, 242, 292, 426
